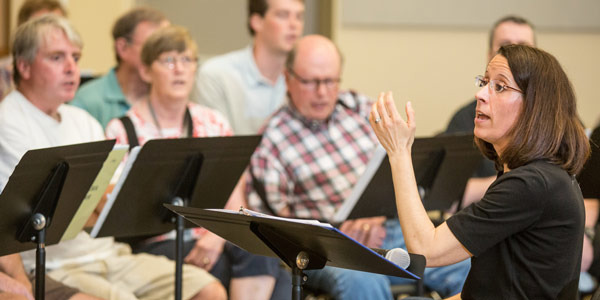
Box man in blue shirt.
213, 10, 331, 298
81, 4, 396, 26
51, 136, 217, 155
71, 7, 169, 128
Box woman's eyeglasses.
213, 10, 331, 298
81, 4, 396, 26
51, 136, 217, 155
475, 75, 523, 94
157, 55, 197, 70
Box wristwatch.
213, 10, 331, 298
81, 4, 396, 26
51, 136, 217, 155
584, 226, 595, 241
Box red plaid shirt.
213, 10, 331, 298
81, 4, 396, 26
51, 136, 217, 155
246, 91, 378, 221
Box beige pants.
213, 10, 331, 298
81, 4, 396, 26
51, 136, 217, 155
27, 273, 79, 300
48, 247, 215, 300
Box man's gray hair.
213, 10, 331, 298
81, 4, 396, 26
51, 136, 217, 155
12, 14, 82, 86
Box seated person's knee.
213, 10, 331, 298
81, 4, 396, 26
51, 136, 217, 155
191, 281, 227, 300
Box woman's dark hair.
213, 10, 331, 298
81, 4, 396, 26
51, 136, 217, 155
474, 44, 590, 175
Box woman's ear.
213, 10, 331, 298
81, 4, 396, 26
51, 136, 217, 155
138, 64, 152, 84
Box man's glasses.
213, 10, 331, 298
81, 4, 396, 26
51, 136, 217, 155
157, 55, 197, 70
288, 68, 340, 91
475, 75, 523, 94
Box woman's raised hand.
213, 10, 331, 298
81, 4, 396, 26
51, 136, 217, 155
369, 91, 416, 156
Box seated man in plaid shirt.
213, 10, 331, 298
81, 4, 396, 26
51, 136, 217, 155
245, 34, 471, 299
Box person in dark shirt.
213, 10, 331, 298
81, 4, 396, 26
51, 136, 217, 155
371, 44, 589, 299
579, 126, 600, 293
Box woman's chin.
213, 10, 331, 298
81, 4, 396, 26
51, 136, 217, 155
156, 92, 190, 103
473, 130, 493, 144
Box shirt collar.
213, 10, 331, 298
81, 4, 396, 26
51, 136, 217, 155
104, 67, 128, 104
286, 91, 356, 131
241, 45, 285, 88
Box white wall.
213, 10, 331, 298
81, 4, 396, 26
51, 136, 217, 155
333, 6, 600, 136
9, 0, 135, 74
68, 0, 136, 75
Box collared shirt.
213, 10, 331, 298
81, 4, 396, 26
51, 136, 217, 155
193, 45, 287, 135
246, 91, 378, 222
71, 67, 130, 128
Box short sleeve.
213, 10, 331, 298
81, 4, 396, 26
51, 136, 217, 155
105, 118, 129, 146
446, 167, 547, 256
0, 121, 31, 190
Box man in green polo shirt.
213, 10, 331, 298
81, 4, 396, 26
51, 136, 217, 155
71, 7, 168, 128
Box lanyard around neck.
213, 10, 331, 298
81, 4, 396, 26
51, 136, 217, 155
147, 99, 193, 138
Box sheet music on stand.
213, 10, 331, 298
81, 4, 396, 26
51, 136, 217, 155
90, 146, 141, 238
235, 206, 335, 228
167, 205, 420, 278
62, 145, 128, 240
166, 205, 424, 300
333, 145, 387, 223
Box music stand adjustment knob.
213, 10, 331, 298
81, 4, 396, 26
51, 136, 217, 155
296, 251, 309, 269
32, 213, 46, 231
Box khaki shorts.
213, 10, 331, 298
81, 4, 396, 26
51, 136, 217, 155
48, 250, 216, 300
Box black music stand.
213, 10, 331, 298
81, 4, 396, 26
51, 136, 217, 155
579, 126, 600, 199
337, 134, 482, 221
91, 136, 261, 300
164, 205, 424, 300
0, 140, 115, 300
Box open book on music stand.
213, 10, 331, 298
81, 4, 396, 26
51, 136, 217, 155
333, 134, 482, 223
90, 136, 261, 300
579, 126, 600, 198
0, 140, 119, 300
164, 205, 424, 300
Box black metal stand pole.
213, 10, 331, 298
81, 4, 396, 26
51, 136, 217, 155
291, 266, 303, 300
34, 213, 47, 300
173, 197, 184, 300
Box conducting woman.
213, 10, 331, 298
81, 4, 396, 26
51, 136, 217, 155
370, 44, 589, 299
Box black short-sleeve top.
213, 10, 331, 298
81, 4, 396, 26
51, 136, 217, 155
446, 160, 584, 299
